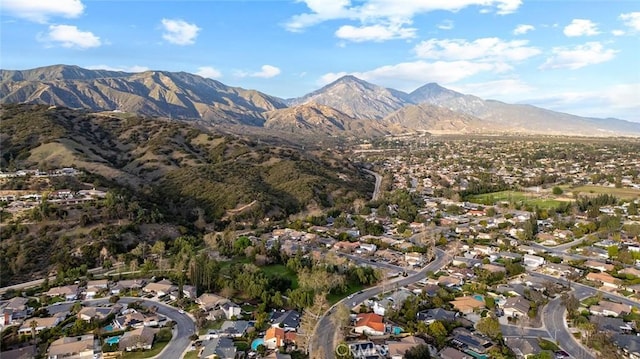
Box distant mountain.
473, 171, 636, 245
262, 102, 389, 136
382, 103, 487, 134
287, 75, 409, 119
2, 65, 639, 136
0, 65, 286, 125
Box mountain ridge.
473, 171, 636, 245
1, 64, 639, 137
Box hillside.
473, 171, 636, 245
0, 104, 373, 285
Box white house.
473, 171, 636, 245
523, 254, 545, 268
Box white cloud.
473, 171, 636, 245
335, 21, 416, 42
237, 65, 281, 79
438, 20, 454, 30
2, 0, 84, 23
611, 30, 625, 36
319, 60, 500, 91
540, 42, 617, 70
513, 24, 534, 35
161, 19, 200, 45
414, 37, 541, 63
40, 24, 101, 49
195, 66, 223, 79
563, 19, 600, 37
285, 0, 522, 41
87, 65, 149, 72
620, 12, 640, 32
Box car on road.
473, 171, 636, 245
179, 309, 185, 314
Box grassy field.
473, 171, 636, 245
569, 185, 640, 199
183, 350, 198, 359
261, 264, 299, 289
466, 190, 566, 210
327, 282, 365, 305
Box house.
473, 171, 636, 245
270, 310, 301, 331
584, 260, 615, 272
119, 326, 157, 351
586, 272, 621, 289
619, 267, 640, 278
387, 336, 426, 359
142, 280, 175, 297
77, 305, 120, 322
219, 320, 250, 337
473, 245, 495, 256
372, 289, 413, 316
580, 246, 609, 259
2, 296, 30, 319
47, 334, 94, 359
613, 334, 640, 359
590, 316, 632, 334
435, 275, 464, 288
334, 241, 360, 252
200, 337, 237, 359
0, 345, 37, 359
502, 296, 531, 318
264, 326, 296, 349
45, 285, 79, 301
505, 337, 542, 358
404, 252, 425, 267
439, 347, 472, 359
589, 301, 631, 317
523, 254, 545, 268
197, 293, 229, 311
358, 243, 377, 253
113, 311, 146, 329
416, 308, 457, 324
114, 279, 147, 294
221, 302, 241, 320
18, 316, 62, 335
481, 263, 506, 274
182, 285, 198, 299
450, 296, 485, 314
354, 313, 385, 336
85, 279, 109, 298
450, 328, 493, 354
544, 263, 580, 277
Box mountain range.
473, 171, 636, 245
2, 64, 639, 136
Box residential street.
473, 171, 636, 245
311, 248, 451, 359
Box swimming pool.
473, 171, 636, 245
105, 336, 120, 345
473, 294, 484, 302
251, 338, 264, 351
103, 325, 114, 332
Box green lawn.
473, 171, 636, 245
121, 340, 170, 359
198, 319, 224, 335
183, 350, 199, 359
327, 282, 365, 305
467, 190, 567, 209
261, 264, 299, 289
538, 338, 560, 351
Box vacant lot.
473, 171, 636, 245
569, 185, 640, 199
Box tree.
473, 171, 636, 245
427, 321, 448, 347
298, 292, 329, 353
332, 303, 351, 339
552, 186, 563, 195
404, 344, 431, 359
476, 316, 502, 340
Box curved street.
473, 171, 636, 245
83, 297, 195, 359
311, 248, 451, 359
363, 169, 382, 201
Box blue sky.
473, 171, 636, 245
1, 0, 639, 122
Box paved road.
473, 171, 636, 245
542, 296, 595, 359
335, 252, 413, 275
85, 297, 195, 359
363, 169, 382, 201
311, 248, 451, 359
0, 267, 104, 295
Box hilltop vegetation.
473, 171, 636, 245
0, 104, 373, 285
